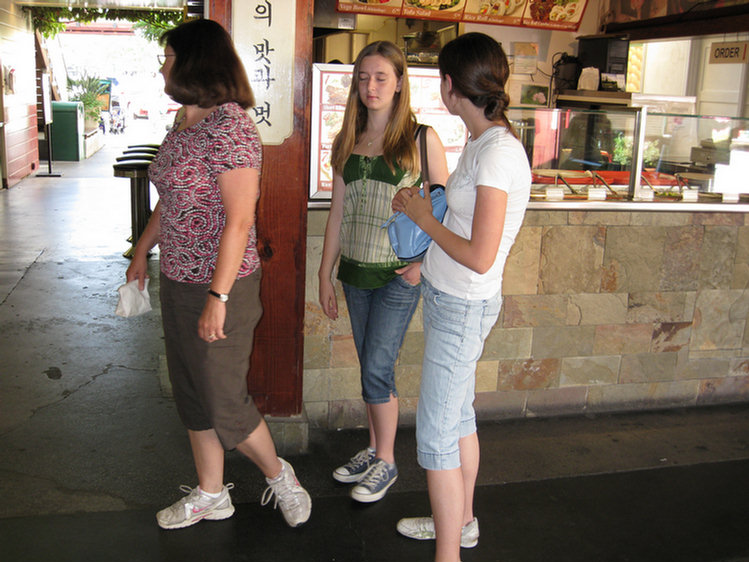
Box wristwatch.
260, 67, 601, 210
207, 289, 229, 303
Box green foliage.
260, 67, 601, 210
68, 74, 108, 121
613, 134, 661, 168
133, 20, 178, 43
643, 139, 662, 167
24, 6, 183, 40
613, 134, 633, 166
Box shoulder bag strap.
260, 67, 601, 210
419, 124, 429, 187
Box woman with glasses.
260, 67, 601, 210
126, 18, 311, 531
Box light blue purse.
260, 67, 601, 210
384, 125, 447, 262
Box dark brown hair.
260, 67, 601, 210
331, 41, 418, 175
438, 32, 515, 136
160, 18, 255, 109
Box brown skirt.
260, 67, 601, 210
159, 269, 263, 450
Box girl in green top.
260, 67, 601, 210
318, 41, 448, 503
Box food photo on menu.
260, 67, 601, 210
474, 0, 525, 16
405, 0, 461, 7
527, 0, 583, 22
322, 72, 351, 106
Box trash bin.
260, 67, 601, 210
50, 101, 84, 161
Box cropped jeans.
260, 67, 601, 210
416, 277, 501, 471
342, 275, 420, 404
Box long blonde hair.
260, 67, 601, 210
331, 41, 418, 175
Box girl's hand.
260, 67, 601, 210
392, 185, 420, 213
198, 298, 227, 342
319, 278, 339, 320
401, 187, 433, 226
395, 262, 421, 286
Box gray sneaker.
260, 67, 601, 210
156, 484, 235, 530
333, 447, 376, 483
396, 516, 479, 548
261, 457, 311, 527
350, 458, 398, 503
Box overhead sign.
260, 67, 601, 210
335, 0, 587, 31
710, 41, 749, 64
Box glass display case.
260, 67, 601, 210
508, 106, 749, 208
309, 62, 748, 212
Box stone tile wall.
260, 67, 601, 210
304, 208, 749, 429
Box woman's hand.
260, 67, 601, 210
198, 297, 227, 342
125, 254, 149, 291
319, 278, 339, 320
125, 202, 161, 291
395, 262, 421, 286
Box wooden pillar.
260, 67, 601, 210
207, 0, 232, 31
210, 0, 312, 416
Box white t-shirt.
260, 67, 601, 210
422, 125, 531, 300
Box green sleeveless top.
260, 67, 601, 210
338, 154, 420, 289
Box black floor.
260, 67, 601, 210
3, 410, 749, 562
2, 459, 748, 562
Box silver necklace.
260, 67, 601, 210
365, 131, 384, 147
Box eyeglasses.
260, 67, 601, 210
157, 54, 175, 65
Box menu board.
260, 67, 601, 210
310, 64, 468, 201
335, 0, 588, 31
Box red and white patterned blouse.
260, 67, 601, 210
149, 102, 262, 283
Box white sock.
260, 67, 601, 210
198, 487, 222, 499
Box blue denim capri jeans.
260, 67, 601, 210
342, 275, 420, 404
416, 277, 501, 471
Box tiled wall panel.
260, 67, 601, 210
305, 209, 749, 428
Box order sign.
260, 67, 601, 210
710, 41, 749, 64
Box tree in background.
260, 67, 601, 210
67, 73, 108, 129
25, 7, 183, 40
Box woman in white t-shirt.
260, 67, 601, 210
393, 33, 531, 562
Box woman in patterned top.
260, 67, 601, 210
126, 18, 310, 531
318, 41, 448, 503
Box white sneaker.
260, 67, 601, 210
396, 516, 479, 548
156, 484, 235, 530
261, 457, 311, 527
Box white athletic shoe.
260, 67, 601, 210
156, 484, 235, 530
261, 457, 312, 527
396, 515, 479, 548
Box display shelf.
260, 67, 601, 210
509, 106, 749, 208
